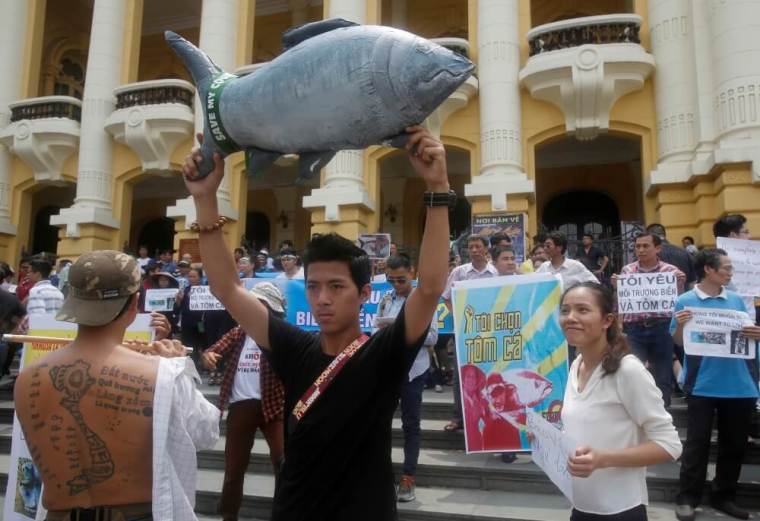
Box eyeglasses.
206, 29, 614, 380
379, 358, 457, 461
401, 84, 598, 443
281, 255, 297, 261
387, 276, 408, 285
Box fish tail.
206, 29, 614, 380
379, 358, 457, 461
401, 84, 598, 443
164, 30, 222, 101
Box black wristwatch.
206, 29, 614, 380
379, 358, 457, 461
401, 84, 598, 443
423, 189, 457, 209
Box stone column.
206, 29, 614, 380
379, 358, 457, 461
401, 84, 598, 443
649, 0, 697, 167
709, 0, 760, 182
390, 0, 406, 28
690, 0, 716, 167
302, 0, 374, 234
464, 0, 533, 212
51, 0, 126, 238
0, 0, 27, 238
167, 0, 239, 228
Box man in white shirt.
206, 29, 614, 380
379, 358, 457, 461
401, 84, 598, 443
276, 248, 304, 280
536, 232, 598, 290
15, 250, 219, 521
374, 255, 438, 503
442, 235, 498, 432
25, 258, 64, 315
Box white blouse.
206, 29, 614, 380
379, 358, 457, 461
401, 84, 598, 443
562, 354, 682, 515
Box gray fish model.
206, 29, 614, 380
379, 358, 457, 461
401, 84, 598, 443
165, 18, 475, 181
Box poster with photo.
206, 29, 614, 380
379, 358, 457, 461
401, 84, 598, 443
472, 213, 526, 262
357, 233, 391, 259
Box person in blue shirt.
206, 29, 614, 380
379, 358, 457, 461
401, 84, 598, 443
670, 248, 760, 521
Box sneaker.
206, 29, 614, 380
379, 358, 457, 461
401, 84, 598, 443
675, 504, 695, 521
397, 475, 416, 502
501, 452, 517, 464
434, 384, 443, 393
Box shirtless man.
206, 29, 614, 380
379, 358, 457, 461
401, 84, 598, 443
15, 250, 219, 521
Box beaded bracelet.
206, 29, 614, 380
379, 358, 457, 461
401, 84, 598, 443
190, 216, 229, 233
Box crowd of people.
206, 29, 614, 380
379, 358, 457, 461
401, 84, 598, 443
2, 126, 758, 521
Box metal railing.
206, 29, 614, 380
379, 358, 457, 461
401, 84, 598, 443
114, 79, 195, 109
527, 14, 642, 56
9, 96, 82, 123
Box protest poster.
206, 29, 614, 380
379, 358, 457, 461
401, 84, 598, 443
357, 233, 391, 259
716, 237, 760, 319
144, 288, 179, 312
683, 307, 756, 359
527, 410, 575, 502
451, 273, 568, 453
616, 272, 678, 315
3, 314, 153, 521
472, 213, 526, 262
189, 285, 225, 311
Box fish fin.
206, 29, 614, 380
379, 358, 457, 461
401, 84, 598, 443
245, 148, 282, 176
381, 132, 411, 149
297, 151, 337, 182
165, 31, 228, 179
282, 18, 359, 50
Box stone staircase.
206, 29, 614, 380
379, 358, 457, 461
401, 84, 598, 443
0, 380, 758, 520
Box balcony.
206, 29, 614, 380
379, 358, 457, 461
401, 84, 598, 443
0, 96, 81, 184
432, 37, 470, 59
519, 14, 654, 140
105, 79, 195, 172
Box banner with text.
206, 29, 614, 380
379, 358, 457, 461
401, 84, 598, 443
472, 213, 526, 262
451, 274, 568, 454
617, 272, 678, 315
144, 288, 179, 312
716, 237, 760, 320
3, 314, 153, 521
683, 307, 756, 359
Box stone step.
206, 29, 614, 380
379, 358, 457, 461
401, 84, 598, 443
196, 435, 760, 509
0, 449, 756, 520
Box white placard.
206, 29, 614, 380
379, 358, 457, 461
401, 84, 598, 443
616, 272, 678, 315
144, 288, 179, 312
716, 237, 759, 320
189, 285, 224, 311
526, 409, 575, 502
683, 307, 755, 359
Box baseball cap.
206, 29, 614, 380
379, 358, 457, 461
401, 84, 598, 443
56, 250, 141, 326
249, 281, 285, 313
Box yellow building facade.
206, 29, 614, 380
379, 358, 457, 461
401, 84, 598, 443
0, 0, 758, 267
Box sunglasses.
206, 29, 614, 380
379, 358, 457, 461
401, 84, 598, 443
387, 276, 408, 284
281, 255, 297, 261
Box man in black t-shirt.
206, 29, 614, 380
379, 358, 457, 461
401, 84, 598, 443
182, 126, 451, 521
577, 233, 608, 279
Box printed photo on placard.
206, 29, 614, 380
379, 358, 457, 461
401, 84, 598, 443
357, 233, 391, 259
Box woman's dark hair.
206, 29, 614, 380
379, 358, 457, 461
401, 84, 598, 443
302, 233, 371, 291
561, 282, 630, 375
0, 289, 25, 334
694, 248, 727, 281
713, 214, 746, 238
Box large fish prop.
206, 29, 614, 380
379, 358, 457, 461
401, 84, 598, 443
165, 18, 475, 181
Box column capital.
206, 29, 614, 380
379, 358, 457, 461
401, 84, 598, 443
50, 206, 120, 238
464, 175, 535, 212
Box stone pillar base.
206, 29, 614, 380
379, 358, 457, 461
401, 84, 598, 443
56, 223, 119, 259
464, 175, 535, 212
308, 204, 374, 241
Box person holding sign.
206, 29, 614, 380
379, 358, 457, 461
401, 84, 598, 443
670, 249, 760, 521
182, 126, 450, 521
559, 282, 682, 521
14, 250, 220, 521
614, 232, 685, 407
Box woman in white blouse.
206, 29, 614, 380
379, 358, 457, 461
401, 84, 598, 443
559, 282, 682, 520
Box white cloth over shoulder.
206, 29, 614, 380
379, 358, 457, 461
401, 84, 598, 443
152, 356, 221, 520
562, 354, 681, 515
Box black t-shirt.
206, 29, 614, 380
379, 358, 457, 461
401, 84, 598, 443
577, 245, 606, 271
265, 304, 427, 521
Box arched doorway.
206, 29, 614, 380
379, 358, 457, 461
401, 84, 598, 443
543, 190, 620, 257
137, 217, 175, 258
246, 211, 271, 253
32, 206, 62, 255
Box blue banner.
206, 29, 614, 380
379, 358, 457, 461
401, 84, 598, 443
248, 278, 453, 333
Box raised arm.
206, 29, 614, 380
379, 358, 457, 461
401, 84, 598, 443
182, 134, 272, 349
402, 126, 450, 346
